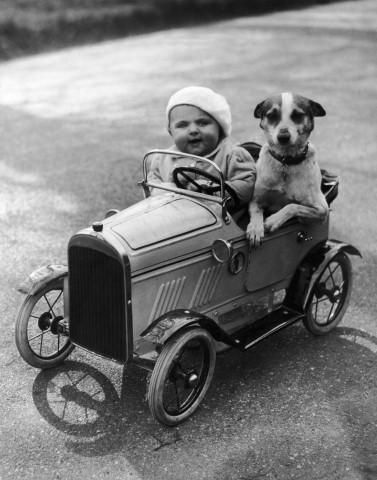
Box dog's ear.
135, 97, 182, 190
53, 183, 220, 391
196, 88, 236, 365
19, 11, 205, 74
309, 99, 326, 117
254, 100, 266, 119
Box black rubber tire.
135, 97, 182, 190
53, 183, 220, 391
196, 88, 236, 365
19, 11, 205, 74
303, 252, 352, 335
15, 277, 74, 369
147, 328, 216, 426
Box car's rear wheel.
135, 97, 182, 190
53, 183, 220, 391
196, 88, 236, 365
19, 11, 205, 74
304, 252, 352, 335
15, 277, 74, 369
147, 328, 216, 426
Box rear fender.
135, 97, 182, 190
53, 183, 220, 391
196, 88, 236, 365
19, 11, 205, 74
140, 309, 236, 347
18, 264, 68, 295
302, 240, 361, 310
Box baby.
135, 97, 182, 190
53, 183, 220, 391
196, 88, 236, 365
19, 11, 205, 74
148, 86, 256, 211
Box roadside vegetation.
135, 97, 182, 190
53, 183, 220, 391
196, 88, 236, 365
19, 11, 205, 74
0, 0, 347, 60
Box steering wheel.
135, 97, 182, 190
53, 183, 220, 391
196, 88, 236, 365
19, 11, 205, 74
173, 166, 239, 213
173, 166, 225, 195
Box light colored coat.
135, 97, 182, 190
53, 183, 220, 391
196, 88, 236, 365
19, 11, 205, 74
148, 138, 256, 206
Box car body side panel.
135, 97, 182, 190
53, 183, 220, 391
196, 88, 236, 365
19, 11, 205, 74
131, 250, 241, 338
131, 218, 329, 340
245, 218, 329, 292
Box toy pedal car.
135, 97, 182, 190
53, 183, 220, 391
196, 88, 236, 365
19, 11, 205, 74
15, 143, 361, 426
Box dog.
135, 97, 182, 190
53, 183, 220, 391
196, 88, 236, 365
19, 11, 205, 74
246, 92, 329, 247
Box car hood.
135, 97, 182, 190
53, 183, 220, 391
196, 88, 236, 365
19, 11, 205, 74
109, 194, 218, 250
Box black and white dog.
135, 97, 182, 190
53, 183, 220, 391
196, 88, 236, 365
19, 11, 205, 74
247, 92, 329, 247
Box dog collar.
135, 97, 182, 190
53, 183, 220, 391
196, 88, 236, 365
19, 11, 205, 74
268, 143, 309, 166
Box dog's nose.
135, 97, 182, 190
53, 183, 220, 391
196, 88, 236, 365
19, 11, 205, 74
277, 130, 291, 145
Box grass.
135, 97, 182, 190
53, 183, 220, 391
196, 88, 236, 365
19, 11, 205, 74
0, 0, 348, 60
0, 1, 161, 59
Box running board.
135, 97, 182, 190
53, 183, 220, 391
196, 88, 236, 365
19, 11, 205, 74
231, 307, 304, 351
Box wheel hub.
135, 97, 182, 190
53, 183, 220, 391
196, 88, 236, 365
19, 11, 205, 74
316, 283, 341, 302
332, 287, 341, 301
170, 364, 199, 388
50, 315, 64, 334
186, 372, 199, 388
38, 312, 52, 331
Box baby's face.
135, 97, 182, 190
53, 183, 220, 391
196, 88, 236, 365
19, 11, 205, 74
168, 105, 221, 156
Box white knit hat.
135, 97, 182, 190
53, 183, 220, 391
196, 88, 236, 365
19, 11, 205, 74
166, 86, 232, 137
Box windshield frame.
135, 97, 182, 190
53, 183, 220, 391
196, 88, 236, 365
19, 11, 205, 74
140, 149, 230, 221
140, 149, 225, 197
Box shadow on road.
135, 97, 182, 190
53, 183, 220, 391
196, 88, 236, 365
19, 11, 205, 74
31, 326, 377, 478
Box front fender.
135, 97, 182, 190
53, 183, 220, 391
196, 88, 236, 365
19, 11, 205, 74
302, 240, 361, 310
18, 264, 68, 295
140, 309, 236, 347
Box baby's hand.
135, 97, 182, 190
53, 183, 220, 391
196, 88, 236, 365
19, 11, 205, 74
186, 179, 209, 191
172, 166, 195, 188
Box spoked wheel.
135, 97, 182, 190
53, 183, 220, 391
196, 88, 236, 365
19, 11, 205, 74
147, 328, 216, 426
304, 252, 352, 335
15, 277, 74, 369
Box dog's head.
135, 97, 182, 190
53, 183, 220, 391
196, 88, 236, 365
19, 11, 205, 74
254, 92, 326, 152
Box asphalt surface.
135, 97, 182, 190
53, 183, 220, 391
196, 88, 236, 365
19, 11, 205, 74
0, 1, 377, 479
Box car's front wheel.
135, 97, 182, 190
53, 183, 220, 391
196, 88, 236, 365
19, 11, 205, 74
15, 277, 74, 368
147, 327, 216, 426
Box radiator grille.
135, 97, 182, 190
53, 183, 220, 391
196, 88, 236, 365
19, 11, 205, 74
68, 245, 128, 362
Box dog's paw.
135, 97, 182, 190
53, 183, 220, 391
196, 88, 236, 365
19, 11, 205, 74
246, 221, 264, 247
264, 213, 284, 232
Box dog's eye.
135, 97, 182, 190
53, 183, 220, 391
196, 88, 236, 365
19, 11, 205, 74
291, 110, 305, 123
266, 110, 279, 123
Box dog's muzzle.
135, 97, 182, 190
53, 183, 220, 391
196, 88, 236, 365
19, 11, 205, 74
277, 132, 291, 145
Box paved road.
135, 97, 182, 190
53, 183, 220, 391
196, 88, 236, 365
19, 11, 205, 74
1, 1, 376, 479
